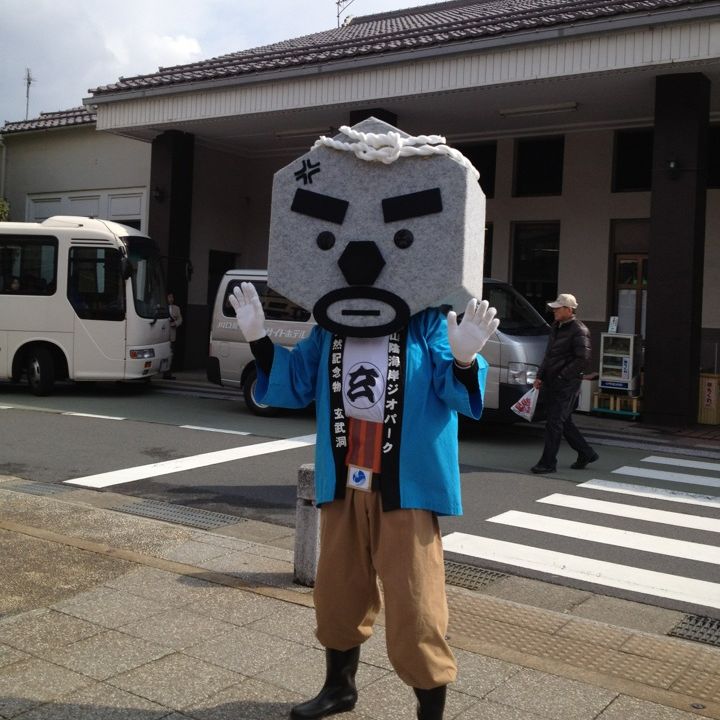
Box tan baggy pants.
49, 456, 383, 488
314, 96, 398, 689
313, 489, 457, 689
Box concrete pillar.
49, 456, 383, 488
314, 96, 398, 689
294, 464, 320, 587
148, 130, 194, 370
644, 73, 709, 426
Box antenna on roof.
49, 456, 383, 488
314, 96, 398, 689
336, 0, 357, 27
24, 68, 35, 120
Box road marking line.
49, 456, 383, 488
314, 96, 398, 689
442, 533, 720, 609
487, 510, 720, 564
63, 412, 126, 420
613, 465, 720, 489
180, 425, 251, 436
538, 493, 720, 533
579, 479, 720, 509
64, 434, 317, 488
0, 406, 12, 409
642, 455, 720, 472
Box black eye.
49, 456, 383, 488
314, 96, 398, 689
316, 231, 335, 250
394, 229, 414, 249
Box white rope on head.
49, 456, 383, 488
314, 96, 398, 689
312, 125, 480, 180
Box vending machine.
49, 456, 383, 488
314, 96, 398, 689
598, 333, 642, 394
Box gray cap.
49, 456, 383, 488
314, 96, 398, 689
547, 293, 578, 309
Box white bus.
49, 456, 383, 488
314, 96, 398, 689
0, 216, 172, 395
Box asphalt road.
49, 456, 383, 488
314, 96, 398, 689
1, 379, 719, 617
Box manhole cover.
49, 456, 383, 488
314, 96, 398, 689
444, 560, 506, 591
669, 614, 720, 647
114, 500, 243, 530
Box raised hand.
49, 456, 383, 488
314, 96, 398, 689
228, 282, 267, 342
446, 298, 499, 365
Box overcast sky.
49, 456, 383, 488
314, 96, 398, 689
1, 0, 416, 124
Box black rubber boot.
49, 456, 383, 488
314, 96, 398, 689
289, 647, 360, 719
414, 685, 447, 720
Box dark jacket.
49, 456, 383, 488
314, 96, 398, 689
537, 317, 591, 385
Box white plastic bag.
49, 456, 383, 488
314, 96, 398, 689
511, 387, 539, 422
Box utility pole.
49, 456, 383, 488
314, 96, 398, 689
336, 0, 357, 27
24, 68, 34, 120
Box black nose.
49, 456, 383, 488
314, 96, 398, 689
338, 241, 386, 286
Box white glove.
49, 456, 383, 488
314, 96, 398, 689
228, 282, 267, 342
447, 298, 499, 365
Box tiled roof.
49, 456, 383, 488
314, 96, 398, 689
90, 0, 706, 97
2, 107, 96, 134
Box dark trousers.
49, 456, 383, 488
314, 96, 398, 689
538, 380, 594, 469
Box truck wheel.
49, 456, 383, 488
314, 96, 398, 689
26, 346, 55, 396
243, 367, 279, 416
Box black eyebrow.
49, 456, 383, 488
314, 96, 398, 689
382, 188, 443, 223
291, 188, 349, 224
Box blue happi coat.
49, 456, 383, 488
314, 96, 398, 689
255, 308, 488, 516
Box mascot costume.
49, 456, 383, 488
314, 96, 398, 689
230, 117, 499, 720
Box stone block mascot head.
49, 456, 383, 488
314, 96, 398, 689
230, 117, 499, 720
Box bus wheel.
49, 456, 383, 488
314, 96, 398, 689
27, 347, 55, 396
243, 367, 279, 416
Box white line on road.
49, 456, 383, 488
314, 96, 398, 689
64, 433, 317, 488
579, 479, 720, 509
613, 465, 720, 489
180, 425, 251, 436
488, 511, 720, 564
62, 412, 126, 420
538, 493, 720, 533
642, 455, 720, 472
442, 533, 720, 609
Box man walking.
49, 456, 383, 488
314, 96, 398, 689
531, 293, 598, 474
163, 292, 183, 380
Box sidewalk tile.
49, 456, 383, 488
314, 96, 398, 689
0, 609, 101, 654
52, 587, 178, 629
452, 648, 522, 698
39, 629, 173, 680
244, 601, 321, 647
597, 695, 705, 719
484, 668, 618, 720
107, 653, 242, 710
104, 568, 217, 606
11, 682, 172, 719
454, 699, 550, 720
588, 647, 684, 689
354, 625, 393, 672
255, 647, 389, 695
197, 551, 294, 589
183, 586, 285, 627
0, 658, 92, 718
156, 540, 236, 566
570, 595, 683, 636
182, 626, 307, 676
118, 608, 237, 651
0, 645, 28, 669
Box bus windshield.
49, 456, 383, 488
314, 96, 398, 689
484, 281, 550, 336
125, 237, 168, 319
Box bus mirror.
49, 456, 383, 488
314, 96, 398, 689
121, 258, 133, 280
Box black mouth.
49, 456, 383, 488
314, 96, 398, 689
313, 287, 410, 338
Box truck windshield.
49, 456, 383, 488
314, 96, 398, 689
124, 237, 168, 319
484, 281, 550, 336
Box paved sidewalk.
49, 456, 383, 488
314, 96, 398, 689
1, 476, 719, 720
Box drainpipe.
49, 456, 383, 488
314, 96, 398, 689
0, 135, 6, 205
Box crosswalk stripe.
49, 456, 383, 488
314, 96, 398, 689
642, 455, 720, 472
488, 510, 720, 564
180, 425, 251, 436
579, 479, 720, 509
442, 533, 720, 609
538, 493, 720, 533
613, 465, 720, 489
63, 412, 125, 420
63, 434, 317, 488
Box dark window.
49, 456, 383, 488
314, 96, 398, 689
67, 247, 125, 320
456, 142, 497, 198
709, 125, 720, 189
612, 128, 653, 192
0, 235, 58, 295
511, 222, 560, 317
513, 136, 564, 196
223, 280, 310, 322
484, 222, 493, 277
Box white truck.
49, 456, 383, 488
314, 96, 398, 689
207, 269, 550, 420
